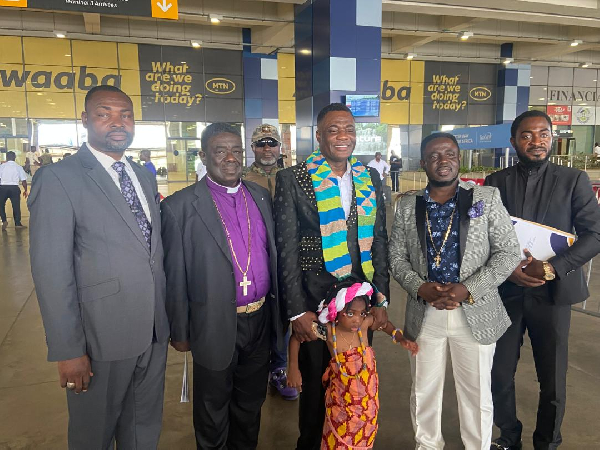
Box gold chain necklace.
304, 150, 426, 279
426, 206, 456, 268
212, 187, 252, 296
339, 331, 356, 351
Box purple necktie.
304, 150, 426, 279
112, 161, 152, 250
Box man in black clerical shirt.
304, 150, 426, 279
485, 110, 600, 450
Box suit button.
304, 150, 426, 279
151, 260, 155, 265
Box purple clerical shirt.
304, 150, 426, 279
206, 176, 270, 307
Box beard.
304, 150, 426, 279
429, 175, 459, 188
516, 149, 550, 168
259, 156, 278, 166
103, 132, 134, 152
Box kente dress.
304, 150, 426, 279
321, 346, 379, 450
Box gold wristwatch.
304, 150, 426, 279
542, 261, 556, 281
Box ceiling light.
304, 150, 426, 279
299, 49, 311, 55
209, 14, 222, 24
571, 40, 582, 47
459, 31, 473, 41
579, 62, 591, 68
406, 53, 416, 60
538, 98, 545, 101
54, 31, 67, 38
190, 40, 201, 48
503, 58, 514, 64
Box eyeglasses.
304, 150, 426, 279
254, 139, 279, 148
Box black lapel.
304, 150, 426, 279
79, 145, 149, 254
130, 162, 160, 257
191, 179, 232, 264
537, 163, 559, 224
415, 195, 427, 261
458, 186, 473, 265
504, 165, 518, 216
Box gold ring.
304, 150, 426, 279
66, 382, 76, 390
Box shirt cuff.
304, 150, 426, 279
290, 312, 306, 321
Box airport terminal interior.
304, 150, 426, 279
1, 0, 600, 448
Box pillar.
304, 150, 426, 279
294, 0, 382, 159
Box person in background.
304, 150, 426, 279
244, 124, 282, 198
389, 153, 403, 192
485, 110, 600, 450
39, 148, 53, 166
593, 142, 600, 158
0, 151, 28, 230
140, 150, 157, 177
25, 146, 41, 177
367, 152, 390, 182
243, 123, 298, 401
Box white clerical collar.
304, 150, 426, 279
207, 175, 241, 194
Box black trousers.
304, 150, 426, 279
193, 307, 270, 450
390, 171, 400, 192
296, 330, 373, 450
491, 295, 571, 450
0, 185, 21, 224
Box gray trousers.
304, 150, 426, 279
66, 341, 168, 450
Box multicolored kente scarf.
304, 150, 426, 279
306, 149, 377, 281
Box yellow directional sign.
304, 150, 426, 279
0, 0, 27, 7
151, 0, 178, 20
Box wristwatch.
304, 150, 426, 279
542, 261, 556, 281
375, 296, 389, 308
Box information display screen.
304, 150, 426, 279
345, 95, 380, 117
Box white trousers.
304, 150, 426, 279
409, 306, 496, 450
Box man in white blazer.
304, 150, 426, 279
389, 133, 521, 450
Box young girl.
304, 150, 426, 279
287, 280, 419, 450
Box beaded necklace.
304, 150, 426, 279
331, 322, 368, 378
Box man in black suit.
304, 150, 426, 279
274, 103, 390, 449
485, 110, 600, 450
161, 123, 286, 449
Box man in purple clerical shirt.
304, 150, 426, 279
161, 123, 286, 450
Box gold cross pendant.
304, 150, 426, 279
239, 275, 252, 296
434, 255, 441, 267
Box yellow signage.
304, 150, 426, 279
151, 0, 178, 20
0, 0, 26, 7
380, 59, 424, 125
205, 78, 236, 95
469, 86, 492, 101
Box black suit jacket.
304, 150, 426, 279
485, 163, 600, 305
161, 178, 285, 371
274, 162, 390, 317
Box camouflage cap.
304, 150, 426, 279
251, 124, 281, 143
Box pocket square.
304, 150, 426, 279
468, 200, 484, 219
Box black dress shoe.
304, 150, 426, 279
491, 439, 523, 450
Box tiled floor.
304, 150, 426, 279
1, 197, 599, 449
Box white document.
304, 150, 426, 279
510, 216, 576, 260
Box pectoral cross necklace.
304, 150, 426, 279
426, 207, 456, 268
212, 188, 252, 296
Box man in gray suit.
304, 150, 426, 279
28, 85, 169, 449
389, 133, 521, 450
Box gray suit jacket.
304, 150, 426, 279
28, 144, 169, 362
389, 181, 521, 344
